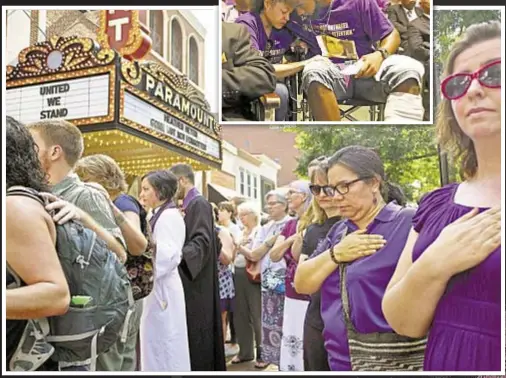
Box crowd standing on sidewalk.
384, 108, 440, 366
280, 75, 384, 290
5, 20, 503, 373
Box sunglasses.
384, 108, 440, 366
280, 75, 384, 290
441, 59, 501, 100
310, 176, 371, 197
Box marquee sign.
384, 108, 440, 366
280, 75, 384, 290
97, 10, 152, 61
6, 74, 111, 125
122, 91, 221, 160
6, 36, 117, 126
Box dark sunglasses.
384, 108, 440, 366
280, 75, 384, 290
310, 176, 371, 197
441, 59, 501, 100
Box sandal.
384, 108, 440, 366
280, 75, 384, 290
254, 360, 270, 369
231, 357, 253, 364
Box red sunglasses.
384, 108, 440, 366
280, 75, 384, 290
441, 59, 502, 100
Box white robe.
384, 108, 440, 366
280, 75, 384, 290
140, 208, 191, 372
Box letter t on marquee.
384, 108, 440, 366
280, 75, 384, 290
107, 11, 130, 42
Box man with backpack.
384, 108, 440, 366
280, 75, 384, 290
26, 120, 127, 262
26, 119, 135, 371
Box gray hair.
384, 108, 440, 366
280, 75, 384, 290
265, 189, 288, 205
237, 202, 261, 224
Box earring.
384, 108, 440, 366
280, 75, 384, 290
373, 196, 378, 205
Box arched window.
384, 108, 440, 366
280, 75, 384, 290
189, 37, 199, 85
171, 19, 183, 72
149, 10, 163, 55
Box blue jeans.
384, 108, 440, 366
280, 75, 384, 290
275, 82, 289, 122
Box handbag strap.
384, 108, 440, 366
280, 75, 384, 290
335, 225, 359, 334
339, 263, 357, 333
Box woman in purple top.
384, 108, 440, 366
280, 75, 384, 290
382, 21, 502, 372
269, 180, 312, 371
235, 0, 317, 121
294, 146, 415, 371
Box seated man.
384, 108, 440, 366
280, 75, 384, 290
222, 21, 277, 121
294, 0, 425, 122
407, 0, 430, 120
236, 0, 316, 121
387, 0, 423, 54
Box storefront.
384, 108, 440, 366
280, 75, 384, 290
6, 35, 222, 185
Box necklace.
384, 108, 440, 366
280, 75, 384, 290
308, 0, 335, 36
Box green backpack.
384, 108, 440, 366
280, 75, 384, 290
6, 187, 135, 371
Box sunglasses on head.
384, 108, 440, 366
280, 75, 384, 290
441, 59, 501, 100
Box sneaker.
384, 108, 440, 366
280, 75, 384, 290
224, 344, 240, 357
10, 319, 54, 371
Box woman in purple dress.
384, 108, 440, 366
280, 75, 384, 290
382, 21, 502, 372
294, 146, 415, 371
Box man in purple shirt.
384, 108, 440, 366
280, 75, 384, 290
293, 0, 425, 122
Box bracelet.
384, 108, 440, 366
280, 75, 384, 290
329, 247, 340, 265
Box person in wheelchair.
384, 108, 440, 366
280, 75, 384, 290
407, 0, 430, 120
236, 0, 318, 121
292, 0, 426, 122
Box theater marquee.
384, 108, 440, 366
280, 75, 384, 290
6, 35, 222, 174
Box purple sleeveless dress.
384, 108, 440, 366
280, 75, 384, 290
412, 183, 501, 371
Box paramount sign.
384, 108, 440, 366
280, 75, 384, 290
140, 72, 217, 132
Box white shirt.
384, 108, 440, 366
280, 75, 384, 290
403, 6, 419, 22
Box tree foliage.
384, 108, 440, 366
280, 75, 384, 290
289, 126, 441, 204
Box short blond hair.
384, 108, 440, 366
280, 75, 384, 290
27, 120, 84, 167
74, 154, 128, 197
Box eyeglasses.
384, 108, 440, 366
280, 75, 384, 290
311, 176, 371, 196
309, 184, 334, 197
266, 201, 283, 207
441, 59, 501, 100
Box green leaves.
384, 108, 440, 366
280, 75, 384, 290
291, 125, 441, 204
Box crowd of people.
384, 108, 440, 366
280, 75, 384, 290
5, 17, 502, 373
221, 0, 431, 122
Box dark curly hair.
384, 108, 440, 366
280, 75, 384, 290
6, 116, 50, 192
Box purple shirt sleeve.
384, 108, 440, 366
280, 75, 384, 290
360, 0, 394, 43
114, 194, 140, 215
280, 219, 297, 238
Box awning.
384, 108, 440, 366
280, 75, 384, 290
207, 183, 243, 205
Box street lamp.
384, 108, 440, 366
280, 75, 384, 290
434, 58, 450, 186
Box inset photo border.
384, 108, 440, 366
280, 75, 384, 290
219, 0, 434, 125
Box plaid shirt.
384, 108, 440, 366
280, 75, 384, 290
51, 173, 125, 246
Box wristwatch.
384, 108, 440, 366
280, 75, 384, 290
377, 47, 390, 60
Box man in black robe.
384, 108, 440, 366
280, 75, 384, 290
169, 163, 226, 371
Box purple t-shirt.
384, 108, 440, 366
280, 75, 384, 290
315, 202, 415, 370
235, 11, 294, 64
310, 0, 394, 64
280, 219, 310, 301
114, 193, 141, 215
411, 184, 501, 371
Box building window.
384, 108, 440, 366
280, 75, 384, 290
253, 176, 258, 199
239, 169, 245, 195
246, 172, 251, 198
171, 19, 183, 72
189, 37, 199, 85
149, 11, 163, 56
